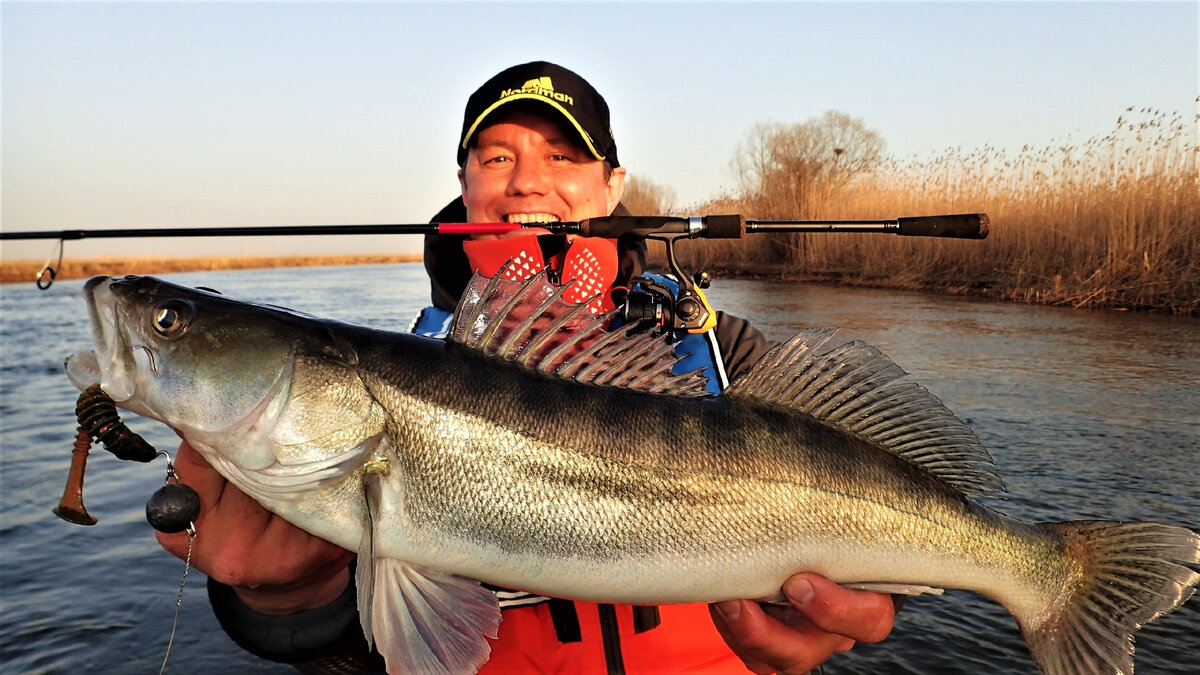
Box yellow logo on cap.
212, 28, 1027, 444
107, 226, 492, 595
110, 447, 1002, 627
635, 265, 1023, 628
500, 77, 574, 106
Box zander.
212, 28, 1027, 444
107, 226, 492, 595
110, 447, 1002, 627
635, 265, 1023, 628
64, 273, 1199, 675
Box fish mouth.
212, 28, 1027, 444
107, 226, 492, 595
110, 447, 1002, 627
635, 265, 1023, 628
65, 276, 140, 402
65, 349, 101, 389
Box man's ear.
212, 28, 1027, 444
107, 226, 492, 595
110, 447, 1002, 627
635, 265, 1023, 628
606, 167, 628, 215
458, 167, 468, 200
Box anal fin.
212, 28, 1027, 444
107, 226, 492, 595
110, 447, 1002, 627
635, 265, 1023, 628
842, 582, 945, 596
756, 582, 945, 606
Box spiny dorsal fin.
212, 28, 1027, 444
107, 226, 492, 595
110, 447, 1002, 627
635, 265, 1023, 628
724, 328, 1005, 497
449, 271, 710, 398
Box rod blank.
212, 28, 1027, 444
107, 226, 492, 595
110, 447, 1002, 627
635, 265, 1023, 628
0, 213, 989, 242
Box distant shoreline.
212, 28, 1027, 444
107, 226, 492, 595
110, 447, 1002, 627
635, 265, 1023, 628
0, 254, 424, 285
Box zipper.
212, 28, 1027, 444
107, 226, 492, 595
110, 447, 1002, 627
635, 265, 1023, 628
597, 603, 626, 675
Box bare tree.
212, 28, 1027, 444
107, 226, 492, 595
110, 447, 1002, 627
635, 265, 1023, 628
621, 174, 678, 215
732, 111, 885, 219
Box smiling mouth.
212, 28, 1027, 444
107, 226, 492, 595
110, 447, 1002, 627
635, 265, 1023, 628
504, 214, 561, 224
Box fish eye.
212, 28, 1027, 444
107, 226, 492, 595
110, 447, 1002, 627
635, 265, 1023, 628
151, 299, 195, 338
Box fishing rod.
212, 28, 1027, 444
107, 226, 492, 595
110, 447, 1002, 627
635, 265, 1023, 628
1, 212, 988, 242
6, 213, 988, 332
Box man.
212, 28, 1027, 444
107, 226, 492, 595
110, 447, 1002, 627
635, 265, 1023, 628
159, 61, 895, 674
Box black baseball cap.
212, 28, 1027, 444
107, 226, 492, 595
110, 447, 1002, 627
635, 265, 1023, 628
457, 61, 618, 167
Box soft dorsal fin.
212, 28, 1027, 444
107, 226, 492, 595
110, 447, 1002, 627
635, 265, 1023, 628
724, 328, 1005, 497
448, 271, 710, 398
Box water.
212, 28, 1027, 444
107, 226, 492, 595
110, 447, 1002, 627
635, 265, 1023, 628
2, 265, 1197, 673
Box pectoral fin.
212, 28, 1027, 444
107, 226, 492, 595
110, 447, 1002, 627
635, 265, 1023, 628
356, 473, 380, 647
365, 560, 501, 674
356, 473, 500, 674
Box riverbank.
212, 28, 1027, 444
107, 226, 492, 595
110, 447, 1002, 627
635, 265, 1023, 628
697, 261, 1191, 314
0, 254, 423, 285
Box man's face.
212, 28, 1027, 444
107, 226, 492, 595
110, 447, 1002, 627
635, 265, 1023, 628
459, 110, 626, 237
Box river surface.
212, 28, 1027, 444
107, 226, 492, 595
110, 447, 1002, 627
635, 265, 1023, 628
2, 264, 1197, 673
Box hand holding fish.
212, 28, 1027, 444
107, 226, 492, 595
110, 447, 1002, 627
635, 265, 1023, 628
710, 575, 896, 674
155, 440, 355, 615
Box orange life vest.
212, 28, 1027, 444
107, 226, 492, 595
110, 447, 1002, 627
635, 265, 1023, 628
481, 601, 750, 674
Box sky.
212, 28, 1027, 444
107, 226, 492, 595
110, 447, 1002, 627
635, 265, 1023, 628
2, 1, 1197, 260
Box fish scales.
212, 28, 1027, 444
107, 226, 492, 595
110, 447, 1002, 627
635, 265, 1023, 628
358, 338, 1045, 600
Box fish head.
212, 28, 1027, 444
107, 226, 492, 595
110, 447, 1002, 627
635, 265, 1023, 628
65, 275, 303, 436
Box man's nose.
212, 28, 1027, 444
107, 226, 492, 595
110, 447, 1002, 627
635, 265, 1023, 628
506, 159, 550, 196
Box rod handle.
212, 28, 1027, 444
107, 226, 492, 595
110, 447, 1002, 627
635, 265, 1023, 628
575, 216, 689, 238
897, 213, 989, 239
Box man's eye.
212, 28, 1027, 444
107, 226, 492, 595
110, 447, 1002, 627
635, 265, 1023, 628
483, 155, 510, 165
549, 154, 572, 162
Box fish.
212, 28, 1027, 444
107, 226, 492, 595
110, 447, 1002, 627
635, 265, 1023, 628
64, 272, 1198, 675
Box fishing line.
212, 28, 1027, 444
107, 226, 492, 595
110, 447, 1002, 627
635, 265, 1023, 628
147, 450, 201, 675
160, 522, 195, 675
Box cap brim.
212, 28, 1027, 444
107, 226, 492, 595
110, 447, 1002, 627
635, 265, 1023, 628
460, 95, 608, 163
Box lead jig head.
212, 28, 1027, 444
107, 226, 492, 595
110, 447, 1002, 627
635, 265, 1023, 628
146, 455, 201, 534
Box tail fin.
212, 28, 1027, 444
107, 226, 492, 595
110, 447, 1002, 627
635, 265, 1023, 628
1022, 521, 1199, 675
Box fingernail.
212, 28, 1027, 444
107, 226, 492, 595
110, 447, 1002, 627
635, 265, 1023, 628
785, 577, 815, 607
713, 600, 742, 622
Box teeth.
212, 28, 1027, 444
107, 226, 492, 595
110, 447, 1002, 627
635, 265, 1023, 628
505, 214, 561, 224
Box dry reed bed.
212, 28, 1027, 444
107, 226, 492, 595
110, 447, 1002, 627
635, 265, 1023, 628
0, 254, 422, 285
687, 108, 1199, 314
